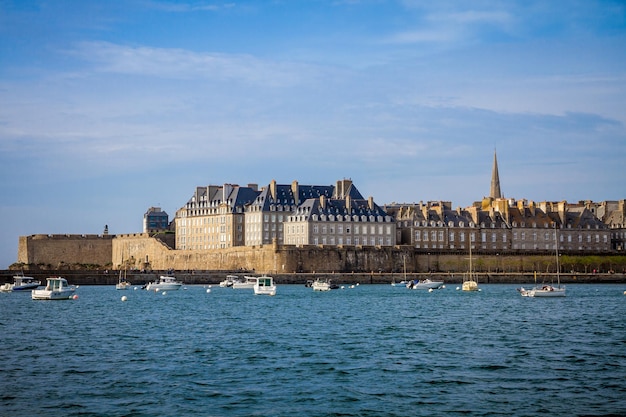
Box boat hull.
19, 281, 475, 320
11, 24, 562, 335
528, 287, 566, 297
462, 281, 479, 291
31, 289, 75, 300
408, 280, 444, 290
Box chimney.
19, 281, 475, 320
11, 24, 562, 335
346, 195, 352, 213
270, 179, 277, 201
320, 195, 326, 209
368, 196, 374, 210
291, 180, 299, 205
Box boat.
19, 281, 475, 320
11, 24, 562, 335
462, 243, 479, 292
115, 269, 131, 290
407, 278, 444, 290
311, 278, 332, 291
145, 275, 183, 291
254, 276, 276, 296
220, 275, 238, 287
1, 274, 41, 292
232, 276, 258, 289
31, 277, 76, 300
392, 256, 409, 287
522, 226, 566, 298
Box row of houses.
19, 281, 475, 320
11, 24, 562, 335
144, 178, 625, 254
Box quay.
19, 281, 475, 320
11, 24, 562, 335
1, 270, 625, 286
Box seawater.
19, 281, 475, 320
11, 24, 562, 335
1, 284, 625, 417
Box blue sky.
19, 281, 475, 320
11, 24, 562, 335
1, 0, 625, 268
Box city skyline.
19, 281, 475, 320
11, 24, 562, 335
1, 1, 625, 268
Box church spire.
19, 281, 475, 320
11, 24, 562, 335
490, 149, 502, 199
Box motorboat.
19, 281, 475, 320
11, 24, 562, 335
31, 277, 76, 300
145, 275, 183, 291
1, 274, 41, 292
391, 280, 408, 287
232, 276, 258, 289
312, 278, 331, 291
407, 279, 444, 290
527, 284, 566, 298
220, 275, 238, 287
254, 276, 276, 296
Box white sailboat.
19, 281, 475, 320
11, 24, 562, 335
522, 225, 566, 298
462, 241, 479, 292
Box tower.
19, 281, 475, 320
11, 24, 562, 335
490, 150, 502, 199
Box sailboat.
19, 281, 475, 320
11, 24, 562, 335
523, 225, 566, 297
391, 256, 409, 287
462, 240, 479, 291
116, 254, 131, 290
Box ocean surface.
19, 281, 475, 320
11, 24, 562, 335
1, 282, 625, 417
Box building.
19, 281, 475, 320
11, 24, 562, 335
175, 184, 259, 250
245, 180, 334, 246
143, 207, 169, 233
284, 179, 396, 246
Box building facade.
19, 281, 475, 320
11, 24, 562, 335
284, 180, 396, 247
175, 184, 259, 250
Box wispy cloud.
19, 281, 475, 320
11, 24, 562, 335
68, 41, 316, 86
143, 1, 235, 12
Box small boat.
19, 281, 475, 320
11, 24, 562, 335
116, 270, 131, 290
1, 274, 41, 292
392, 256, 409, 286
220, 275, 238, 287
407, 279, 444, 290
462, 243, 479, 292
254, 276, 276, 296
145, 275, 183, 291
31, 277, 76, 300
232, 276, 258, 289
520, 226, 566, 298
312, 278, 332, 291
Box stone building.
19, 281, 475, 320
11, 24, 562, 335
244, 180, 334, 246
283, 179, 395, 246
175, 184, 259, 250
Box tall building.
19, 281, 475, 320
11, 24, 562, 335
143, 207, 169, 233
245, 180, 334, 246
175, 184, 259, 250
284, 179, 396, 246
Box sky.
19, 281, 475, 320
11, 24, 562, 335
1, 0, 625, 268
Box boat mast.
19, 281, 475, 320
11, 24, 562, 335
554, 223, 560, 288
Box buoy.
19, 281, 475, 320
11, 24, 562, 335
72, 294, 79, 300
428, 288, 433, 293
341, 286, 345, 289
121, 295, 128, 302
442, 285, 446, 289
206, 288, 211, 293
162, 291, 167, 295
456, 287, 460, 290
134, 287, 138, 290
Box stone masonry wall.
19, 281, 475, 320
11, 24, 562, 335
18, 234, 113, 268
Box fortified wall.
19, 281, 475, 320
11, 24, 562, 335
18, 234, 113, 269
17, 233, 625, 274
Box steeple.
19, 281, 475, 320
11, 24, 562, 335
490, 150, 502, 199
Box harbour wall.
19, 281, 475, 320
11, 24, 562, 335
1, 270, 625, 286
16, 233, 626, 276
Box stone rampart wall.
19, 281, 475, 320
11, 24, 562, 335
17, 234, 113, 268
18, 233, 626, 274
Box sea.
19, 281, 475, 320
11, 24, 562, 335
1, 283, 625, 417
